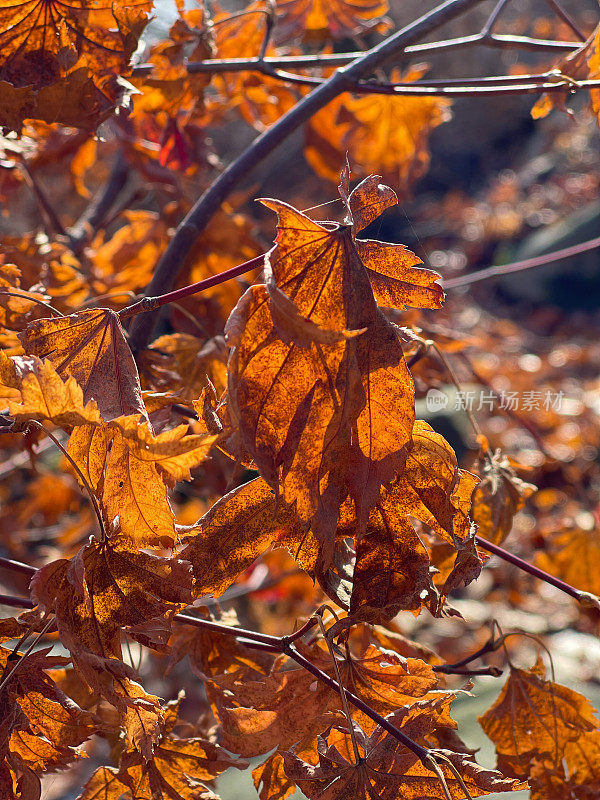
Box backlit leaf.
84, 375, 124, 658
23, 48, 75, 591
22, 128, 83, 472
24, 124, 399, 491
275, 0, 390, 42
284, 721, 525, 799
7, 356, 101, 428
20, 309, 146, 421
479, 656, 599, 778
103, 429, 177, 548
470, 452, 536, 545
179, 477, 309, 598
306, 68, 451, 189
31, 537, 193, 754
226, 180, 442, 569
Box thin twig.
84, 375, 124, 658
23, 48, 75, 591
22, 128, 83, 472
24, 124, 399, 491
476, 534, 600, 611
542, 0, 587, 42
0, 291, 64, 318
0, 556, 37, 577
317, 614, 361, 764
434, 664, 503, 676
481, 0, 513, 36
27, 422, 105, 538
258, 0, 275, 61
130, 33, 579, 78
443, 235, 600, 289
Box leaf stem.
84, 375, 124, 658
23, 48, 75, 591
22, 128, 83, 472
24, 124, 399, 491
174, 611, 281, 648
317, 614, 362, 764
27, 421, 105, 538
0, 291, 64, 318
0, 584, 440, 766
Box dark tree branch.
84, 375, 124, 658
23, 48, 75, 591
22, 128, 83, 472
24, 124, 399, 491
18, 161, 67, 238
0, 594, 35, 609
481, 0, 513, 35
127, 0, 490, 352
130, 35, 579, 79
67, 151, 129, 253
0, 556, 36, 577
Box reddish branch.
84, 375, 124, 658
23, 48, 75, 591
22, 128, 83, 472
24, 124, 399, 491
116, 232, 600, 322
475, 535, 590, 604
119, 255, 264, 321
128, 0, 596, 349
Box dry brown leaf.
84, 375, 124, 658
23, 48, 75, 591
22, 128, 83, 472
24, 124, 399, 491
103, 428, 177, 548
20, 309, 146, 422
536, 527, 600, 597
179, 477, 309, 598
226, 179, 443, 570
284, 721, 525, 799
306, 68, 451, 189
111, 415, 218, 485
479, 656, 599, 779
470, 452, 536, 545
7, 356, 101, 428
31, 537, 192, 754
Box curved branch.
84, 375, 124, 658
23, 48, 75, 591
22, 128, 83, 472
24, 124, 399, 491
130, 35, 579, 78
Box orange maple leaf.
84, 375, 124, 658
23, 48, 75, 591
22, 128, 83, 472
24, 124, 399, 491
226, 175, 443, 570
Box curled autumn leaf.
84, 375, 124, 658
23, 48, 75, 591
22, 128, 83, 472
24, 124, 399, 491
6, 355, 101, 428
479, 655, 599, 779
283, 717, 525, 799
31, 537, 193, 754
20, 309, 146, 422
470, 452, 536, 545
226, 176, 442, 570
80, 694, 248, 800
